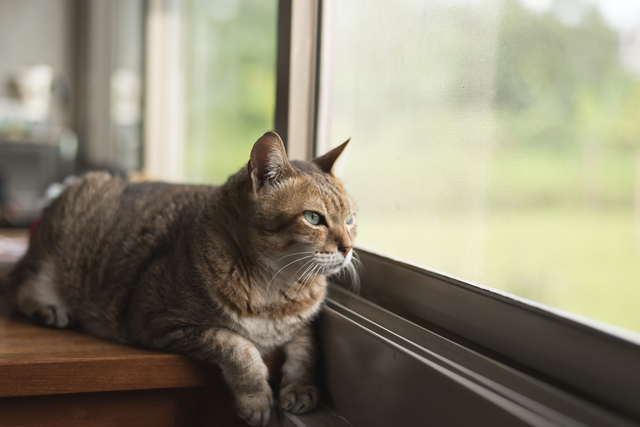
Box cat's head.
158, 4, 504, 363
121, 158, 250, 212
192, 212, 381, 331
246, 131, 357, 287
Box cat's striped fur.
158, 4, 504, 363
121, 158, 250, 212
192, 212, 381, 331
2, 132, 357, 426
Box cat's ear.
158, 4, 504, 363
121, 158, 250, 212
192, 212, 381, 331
312, 139, 350, 175
249, 131, 295, 195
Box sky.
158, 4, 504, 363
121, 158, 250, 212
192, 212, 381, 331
520, 0, 640, 32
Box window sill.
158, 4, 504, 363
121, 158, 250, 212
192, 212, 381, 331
0, 292, 350, 427
0, 302, 222, 398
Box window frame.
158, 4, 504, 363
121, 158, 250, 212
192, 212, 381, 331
331, 250, 640, 422
275, 0, 319, 161
277, 0, 640, 424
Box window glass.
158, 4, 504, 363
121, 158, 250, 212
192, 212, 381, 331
322, 0, 640, 332
182, 0, 277, 184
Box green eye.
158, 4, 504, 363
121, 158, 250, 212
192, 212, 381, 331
304, 211, 321, 225
345, 214, 354, 224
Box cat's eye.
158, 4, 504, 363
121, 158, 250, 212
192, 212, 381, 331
304, 211, 321, 225
345, 214, 354, 224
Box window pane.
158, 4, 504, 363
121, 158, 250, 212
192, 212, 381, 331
321, 0, 640, 332
182, 0, 277, 184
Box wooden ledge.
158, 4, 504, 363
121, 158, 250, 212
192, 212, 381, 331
0, 303, 223, 398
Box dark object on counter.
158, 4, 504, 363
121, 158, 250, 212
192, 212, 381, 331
0, 140, 75, 227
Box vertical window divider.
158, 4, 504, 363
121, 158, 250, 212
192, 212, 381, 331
275, 0, 320, 161
144, 0, 184, 182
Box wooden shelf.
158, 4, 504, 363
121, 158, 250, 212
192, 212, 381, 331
0, 301, 264, 426
0, 304, 221, 398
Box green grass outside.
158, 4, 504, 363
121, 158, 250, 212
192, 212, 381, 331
353, 147, 640, 332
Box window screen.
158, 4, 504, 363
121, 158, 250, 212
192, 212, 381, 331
321, 0, 640, 332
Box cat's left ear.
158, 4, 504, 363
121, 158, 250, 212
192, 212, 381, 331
312, 139, 350, 175
249, 131, 296, 195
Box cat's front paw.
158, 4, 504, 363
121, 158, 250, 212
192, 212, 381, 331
33, 305, 73, 329
279, 383, 319, 414
235, 386, 273, 427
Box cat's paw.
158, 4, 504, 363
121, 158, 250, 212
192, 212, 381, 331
235, 387, 273, 427
279, 383, 319, 414
33, 305, 73, 329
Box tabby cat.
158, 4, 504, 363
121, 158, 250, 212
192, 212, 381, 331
2, 131, 357, 426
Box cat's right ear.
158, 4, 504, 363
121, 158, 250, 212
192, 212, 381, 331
249, 131, 295, 195
312, 138, 350, 175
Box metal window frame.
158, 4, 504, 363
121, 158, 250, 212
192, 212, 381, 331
321, 284, 637, 427
275, 0, 320, 161
278, 0, 640, 425
329, 250, 640, 423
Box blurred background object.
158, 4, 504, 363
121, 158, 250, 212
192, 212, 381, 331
0, 0, 144, 226
0, 0, 79, 227
0, 0, 276, 226
0, 234, 28, 263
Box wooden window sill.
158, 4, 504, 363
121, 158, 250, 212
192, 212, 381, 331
0, 298, 287, 426
0, 302, 223, 398
0, 300, 224, 397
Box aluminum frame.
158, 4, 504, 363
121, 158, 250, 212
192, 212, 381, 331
275, 0, 319, 161
321, 284, 636, 427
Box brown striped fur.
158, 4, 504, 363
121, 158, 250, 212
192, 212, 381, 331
2, 132, 357, 426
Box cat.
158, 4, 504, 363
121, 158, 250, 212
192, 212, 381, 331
1, 131, 357, 427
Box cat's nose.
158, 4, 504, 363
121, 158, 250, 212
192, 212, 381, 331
339, 246, 352, 256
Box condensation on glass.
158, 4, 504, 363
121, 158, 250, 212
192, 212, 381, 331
319, 0, 640, 332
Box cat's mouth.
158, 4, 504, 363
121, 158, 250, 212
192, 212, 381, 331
275, 251, 355, 287
316, 250, 360, 292
314, 250, 353, 276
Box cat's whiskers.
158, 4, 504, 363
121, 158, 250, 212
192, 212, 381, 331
347, 251, 362, 294
301, 264, 323, 300
346, 263, 361, 294
266, 255, 312, 294
286, 261, 315, 299
284, 259, 316, 296
294, 263, 322, 302
286, 260, 318, 299
323, 251, 360, 294
295, 260, 317, 284
273, 251, 314, 263
352, 250, 362, 270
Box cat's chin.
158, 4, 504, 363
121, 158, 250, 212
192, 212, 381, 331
322, 266, 343, 276
312, 250, 352, 275
321, 260, 352, 276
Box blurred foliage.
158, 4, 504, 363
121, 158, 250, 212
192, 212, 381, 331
485, 1, 640, 331
182, 0, 276, 184
329, 0, 640, 331
489, 0, 640, 211
495, 0, 640, 155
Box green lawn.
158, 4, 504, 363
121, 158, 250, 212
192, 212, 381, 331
353, 146, 640, 333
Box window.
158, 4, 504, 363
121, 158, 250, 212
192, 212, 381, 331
307, 0, 640, 424
144, 0, 640, 424
145, 0, 277, 184
318, 0, 640, 334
